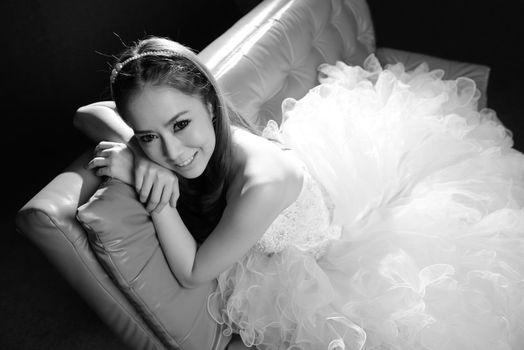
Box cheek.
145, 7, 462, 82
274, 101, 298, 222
189, 121, 216, 149
205, 124, 217, 153
140, 144, 162, 163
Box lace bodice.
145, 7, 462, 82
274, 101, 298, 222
254, 166, 342, 259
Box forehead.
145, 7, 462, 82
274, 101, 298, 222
126, 85, 202, 129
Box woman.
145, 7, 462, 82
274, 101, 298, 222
75, 36, 524, 349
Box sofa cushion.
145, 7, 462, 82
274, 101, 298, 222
76, 179, 230, 350
200, 0, 376, 129
375, 47, 490, 109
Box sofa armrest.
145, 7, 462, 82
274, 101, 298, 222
375, 47, 490, 109
15, 151, 165, 350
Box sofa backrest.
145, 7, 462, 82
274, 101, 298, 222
199, 0, 375, 129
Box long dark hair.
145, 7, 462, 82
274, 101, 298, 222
110, 36, 256, 241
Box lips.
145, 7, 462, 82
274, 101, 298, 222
174, 152, 197, 168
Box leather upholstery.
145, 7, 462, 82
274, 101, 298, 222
77, 179, 230, 350
199, 0, 376, 129
15, 0, 491, 348
15, 152, 166, 350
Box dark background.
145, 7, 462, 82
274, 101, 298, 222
2, 0, 523, 349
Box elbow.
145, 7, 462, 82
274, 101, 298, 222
177, 272, 210, 289
179, 281, 199, 289
178, 277, 201, 289
73, 101, 115, 131
73, 105, 91, 131
73, 108, 82, 130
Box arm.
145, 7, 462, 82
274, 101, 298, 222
78, 101, 176, 212
73, 101, 134, 144
152, 177, 299, 288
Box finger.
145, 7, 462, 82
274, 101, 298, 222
98, 148, 114, 156
95, 166, 111, 177
146, 180, 164, 213
96, 149, 116, 165
139, 172, 154, 204
96, 141, 116, 149
135, 166, 145, 192
169, 181, 179, 208
93, 148, 115, 160
86, 157, 108, 170
154, 182, 173, 213
93, 141, 110, 154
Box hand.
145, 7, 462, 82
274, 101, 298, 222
134, 153, 179, 213
86, 141, 134, 185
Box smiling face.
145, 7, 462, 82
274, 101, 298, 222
125, 85, 216, 179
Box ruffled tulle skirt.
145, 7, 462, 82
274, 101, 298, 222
208, 55, 524, 349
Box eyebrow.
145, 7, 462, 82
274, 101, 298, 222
134, 110, 189, 134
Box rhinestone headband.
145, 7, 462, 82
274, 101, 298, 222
110, 50, 177, 83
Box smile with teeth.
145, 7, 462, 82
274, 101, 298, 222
175, 152, 197, 167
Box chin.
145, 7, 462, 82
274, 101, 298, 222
171, 162, 207, 179
175, 169, 204, 179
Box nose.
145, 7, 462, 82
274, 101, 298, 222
161, 135, 184, 161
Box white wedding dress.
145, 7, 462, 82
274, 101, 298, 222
208, 55, 524, 350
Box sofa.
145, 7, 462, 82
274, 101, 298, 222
15, 0, 490, 349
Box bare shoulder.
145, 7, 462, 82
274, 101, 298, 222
228, 127, 304, 210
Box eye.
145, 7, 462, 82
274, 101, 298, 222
139, 134, 157, 143
173, 119, 190, 132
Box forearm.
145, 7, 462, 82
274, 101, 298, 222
73, 101, 134, 144
151, 206, 199, 288
150, 181, 292, 288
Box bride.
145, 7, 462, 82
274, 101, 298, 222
76, 36, 524, 349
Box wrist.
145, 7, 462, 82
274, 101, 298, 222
151, 203, 181, 217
